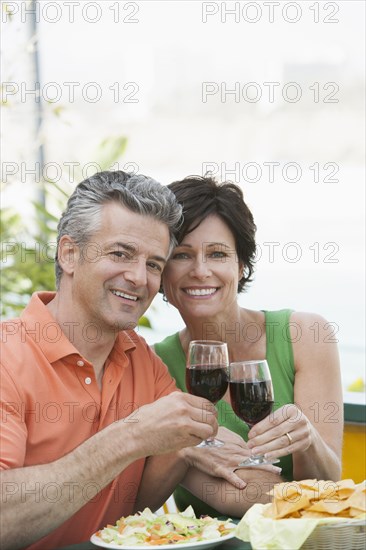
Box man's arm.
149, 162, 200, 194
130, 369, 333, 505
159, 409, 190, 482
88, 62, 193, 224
1, 420, 137, 550
134, 453, 188, 513
182, 467, 283, 517
0, 392, 217, 550
134, 428, 283, 516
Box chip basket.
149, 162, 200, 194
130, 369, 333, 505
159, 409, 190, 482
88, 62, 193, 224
300, 519, 366, 550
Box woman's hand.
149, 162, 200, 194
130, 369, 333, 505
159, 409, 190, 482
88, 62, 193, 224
243, 311, 342, 481
181, 426, 282, 489
246, 404, 314, 461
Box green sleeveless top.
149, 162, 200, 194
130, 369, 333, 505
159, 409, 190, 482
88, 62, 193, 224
154, 310, 295, 517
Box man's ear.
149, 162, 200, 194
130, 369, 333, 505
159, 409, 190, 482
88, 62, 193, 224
58, 235, 79, 275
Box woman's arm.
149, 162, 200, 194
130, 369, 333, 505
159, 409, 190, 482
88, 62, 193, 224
246, 312, 343, 481
134, 427, 283, 513
290, 311, 343, 479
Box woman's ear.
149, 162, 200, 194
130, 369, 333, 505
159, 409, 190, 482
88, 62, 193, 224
238, 262, 245, 280
57, 235, 78, 275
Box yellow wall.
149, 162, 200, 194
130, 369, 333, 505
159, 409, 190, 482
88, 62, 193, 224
342, 423, 366, 482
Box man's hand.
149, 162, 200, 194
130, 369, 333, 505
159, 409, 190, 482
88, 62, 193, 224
181, 427, 282, 490
124, 392, 218, 456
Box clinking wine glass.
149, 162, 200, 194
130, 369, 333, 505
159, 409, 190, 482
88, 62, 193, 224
186, 340, 229, 448
229, 359, 280, 466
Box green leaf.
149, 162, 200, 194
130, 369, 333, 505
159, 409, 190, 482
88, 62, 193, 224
97, 136, 128, 171
138, 316, 152, 328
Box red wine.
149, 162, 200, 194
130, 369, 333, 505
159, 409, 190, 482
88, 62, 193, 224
229, 380, 274, 426
186, 365, 228, 404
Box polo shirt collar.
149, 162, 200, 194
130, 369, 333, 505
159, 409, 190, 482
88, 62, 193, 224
21, 292, 136, 364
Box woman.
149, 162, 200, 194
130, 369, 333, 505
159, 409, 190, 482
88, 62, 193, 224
154, 175, 343, 516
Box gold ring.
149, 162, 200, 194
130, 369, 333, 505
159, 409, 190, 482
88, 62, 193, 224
285, 432, 293, 445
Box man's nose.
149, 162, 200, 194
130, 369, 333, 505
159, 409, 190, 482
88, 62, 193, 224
124, 259, 148, 286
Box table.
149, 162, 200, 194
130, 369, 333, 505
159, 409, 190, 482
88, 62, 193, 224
58, 536, 252, 550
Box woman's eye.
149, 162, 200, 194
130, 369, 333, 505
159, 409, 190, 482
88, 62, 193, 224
210, 251, 227, 258
172, 252, 189, 260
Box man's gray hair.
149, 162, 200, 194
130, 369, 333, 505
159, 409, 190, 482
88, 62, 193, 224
55, 170, 182, 288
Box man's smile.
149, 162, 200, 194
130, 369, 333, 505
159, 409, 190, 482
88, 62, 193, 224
110, 289, 139, 301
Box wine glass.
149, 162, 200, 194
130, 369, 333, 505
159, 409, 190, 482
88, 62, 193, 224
229, 359, 280, 466
186, 340, 229, 448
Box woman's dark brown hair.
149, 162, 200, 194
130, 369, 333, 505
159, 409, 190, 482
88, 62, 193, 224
167, 175, 257, 293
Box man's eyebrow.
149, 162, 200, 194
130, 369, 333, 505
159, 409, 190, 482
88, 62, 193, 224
151, 255, 167, 265
106, 242, 167, 264
107, 242, 137, 253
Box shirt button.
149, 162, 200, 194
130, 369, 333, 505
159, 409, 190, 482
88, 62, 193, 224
77, 360, 84, 367
85, 377, 92, 385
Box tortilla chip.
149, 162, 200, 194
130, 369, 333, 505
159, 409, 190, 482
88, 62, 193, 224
317, 480, 339, 500
273, 481, 301, 501
349, 507, 366, 518
301, 510, 332, 518
308, 500, 350, 515
264, 479, 366, 521
337, 479, 356, 499
276, 494, 311, 519
298, 479, 318, 490
345, 491, 366, 512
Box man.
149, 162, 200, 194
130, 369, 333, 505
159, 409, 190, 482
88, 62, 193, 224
0, 171, 281, 549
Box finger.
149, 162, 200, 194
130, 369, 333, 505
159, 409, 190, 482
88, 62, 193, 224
234, 464, 282, 475
247, 427, 282, 449
248, 404, 303, 439
182, 393, 218, 414
247, 408, 285, 438
186, 399, 218, 429
182, 416, 217, 443
188, 417, 218, 442
191, 408, 219, 433
263, 429, 312, 461
247, 418, 301, 449
215, 468, 247, 489
173, 395, 217, 432
249, 432, 298, 459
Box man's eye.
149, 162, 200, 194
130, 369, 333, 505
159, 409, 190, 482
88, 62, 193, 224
147, 262, 162, 272
110, 251, 128, 259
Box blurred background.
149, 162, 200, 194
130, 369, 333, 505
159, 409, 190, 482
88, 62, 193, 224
1, 0, 365, 395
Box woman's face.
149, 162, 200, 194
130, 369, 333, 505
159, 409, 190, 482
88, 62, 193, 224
162, 215, 242, 320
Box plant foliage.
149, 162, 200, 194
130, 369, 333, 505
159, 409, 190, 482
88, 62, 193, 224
1, 136, 150, 328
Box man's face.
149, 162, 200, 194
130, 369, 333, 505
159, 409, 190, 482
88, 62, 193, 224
70, 202, 170, 333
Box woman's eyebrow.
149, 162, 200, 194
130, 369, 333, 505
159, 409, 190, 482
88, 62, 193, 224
205, 242, 231, 248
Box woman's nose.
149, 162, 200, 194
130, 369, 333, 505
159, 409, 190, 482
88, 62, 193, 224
190, 257, 212, 279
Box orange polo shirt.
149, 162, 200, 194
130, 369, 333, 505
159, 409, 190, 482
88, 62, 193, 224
0, 292, 177, 549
